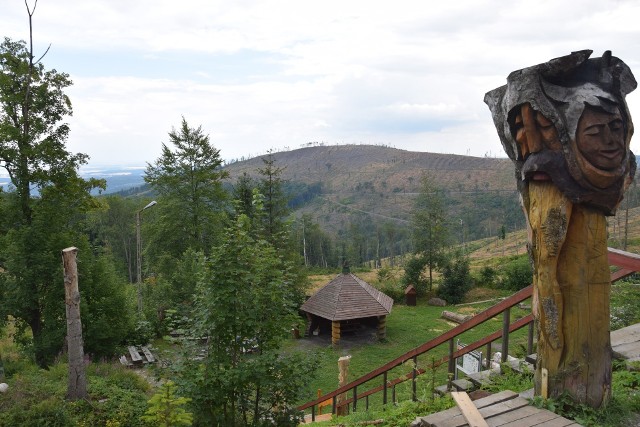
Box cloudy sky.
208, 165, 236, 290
2, 0, 640, 167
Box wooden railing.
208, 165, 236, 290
298, 247, 640, 421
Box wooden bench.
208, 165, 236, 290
128, 346, 143, 366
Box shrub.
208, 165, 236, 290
402, 255, 429, 296
0, 361, 149, 427
141, 381, 192, 426
437, 253, 472, 305
499, 256, 532, 291
476, 266, 498, 287
379, 281, 405, 304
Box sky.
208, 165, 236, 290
2, 0, 640, 168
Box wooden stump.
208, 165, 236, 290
526, 182, 611, 407
62, 247, 88, 400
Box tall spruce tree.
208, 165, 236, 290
257, 151, 289, 250
144, 117, 229, 259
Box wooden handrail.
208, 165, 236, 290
298, 285, 532, 411
298, 247, 640, 415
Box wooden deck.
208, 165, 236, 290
611, 322, 640, 363
411, 390, 580, 427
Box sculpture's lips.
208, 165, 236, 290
598, 148, 624, 161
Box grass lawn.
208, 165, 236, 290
286, 286, 532, 410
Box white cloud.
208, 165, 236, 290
2, 0, 640, 165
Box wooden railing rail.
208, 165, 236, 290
298, 285, 533, 415
299, 247, 640, 420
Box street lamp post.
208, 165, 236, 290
136, 200, 157, 314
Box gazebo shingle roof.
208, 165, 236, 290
301, 273, 393, 321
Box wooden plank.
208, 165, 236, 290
418, 391, 518, 426
484, 405, 538, 426
128, 346, 143, 364
497, 409, 560, 427
476, 397, 530, 419
528, 416, 576, 427
451, 392, 488, 427
141, 346, 155, 363
541, 368, 548, 399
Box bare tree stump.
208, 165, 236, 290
63, 247, 88, 400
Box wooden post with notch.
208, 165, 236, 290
63, 247, 88, 400
337, 355, 351, 416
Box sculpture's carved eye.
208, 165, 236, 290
609, 119, 623, 133
583, 124, 604, 137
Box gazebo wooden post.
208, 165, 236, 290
377, 315, 387, 340
306, 312, 313, 336
332, 321, 341, 347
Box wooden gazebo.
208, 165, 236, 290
301, 272, 393, 346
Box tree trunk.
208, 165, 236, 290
28, 309, 47, 368
526, 182, 611, 407
62, 247, 88, 400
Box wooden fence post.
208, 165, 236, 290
337, 355, 351, 416
63, 247, 88, 400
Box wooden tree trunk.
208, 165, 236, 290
526, 182, 611, 407
63, 247, 88, 400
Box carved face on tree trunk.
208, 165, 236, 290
484, 50, 637, 214
576, 106, 625, 171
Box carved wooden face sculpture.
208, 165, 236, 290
576, 106, 625, 171
484, 50, 637, 215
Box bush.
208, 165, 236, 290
402, 255, 429, 296
0, 361, 149, 427
379, 281, 405, 304
499, 256, 532, 291
437, 253, 472, 305
476, 266, 498, 287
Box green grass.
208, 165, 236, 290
286, 291, 532, 410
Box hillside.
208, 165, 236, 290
223, 144, 521, 244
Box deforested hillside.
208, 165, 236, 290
222, 145, 524, 264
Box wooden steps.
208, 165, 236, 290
411, 390, 580, 427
